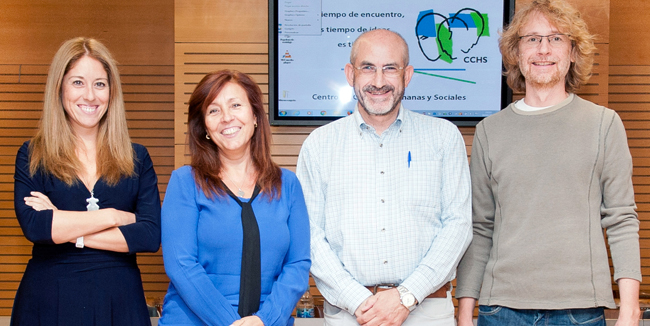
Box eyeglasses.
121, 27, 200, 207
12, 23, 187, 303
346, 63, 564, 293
355, 65, 404, 77
519, 33, 571, 48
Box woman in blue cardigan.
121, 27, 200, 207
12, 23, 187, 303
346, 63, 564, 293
159, 70, 311, 326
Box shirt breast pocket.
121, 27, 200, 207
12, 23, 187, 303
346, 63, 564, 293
402, 159, 441, 211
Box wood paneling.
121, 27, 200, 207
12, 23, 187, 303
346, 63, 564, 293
0, 0, 173, 65
175, 0, 268, 43
571, 0, 610, 42
609, 0, 650, 66
610, 63, 650, 291
610, 0, 650, 294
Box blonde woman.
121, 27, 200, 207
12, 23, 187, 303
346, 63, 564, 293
11, 37, 161, 325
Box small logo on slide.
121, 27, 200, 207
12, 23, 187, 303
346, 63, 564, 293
415, 8, 490, 63
282, 50, 292, 59
281, 50, 294, 64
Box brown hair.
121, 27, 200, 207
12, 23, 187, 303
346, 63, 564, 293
29, 37, 133, 186
499, 0, 596, 93
187, 70, 281, 199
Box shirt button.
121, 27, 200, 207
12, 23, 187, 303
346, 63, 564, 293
381, 199, 385, 203
379, 143, 383, 147
380, 171, 384, 175
383, 260, 388, 264
381, 228, 385, 232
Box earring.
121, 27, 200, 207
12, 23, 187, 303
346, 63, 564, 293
206, 133, 210, 140
254, 122, 258, 128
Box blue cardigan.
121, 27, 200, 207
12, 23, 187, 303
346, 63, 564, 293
159, 166, 311, 326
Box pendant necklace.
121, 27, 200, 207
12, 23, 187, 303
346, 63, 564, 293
82, 175, 99, 211
78, 187, 99, 248
86, 190, 99, 211
223, 172, 247, 197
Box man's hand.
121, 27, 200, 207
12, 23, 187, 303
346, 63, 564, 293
615, 278, 641, 326
355, 289, 410, 326
457, 297, 477, 326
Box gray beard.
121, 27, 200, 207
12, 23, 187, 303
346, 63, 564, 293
356, 84, 402, 116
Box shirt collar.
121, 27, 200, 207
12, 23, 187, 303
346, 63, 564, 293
354, 104, 405, 136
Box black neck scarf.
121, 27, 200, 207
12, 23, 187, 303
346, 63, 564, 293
224, 184, 262, 317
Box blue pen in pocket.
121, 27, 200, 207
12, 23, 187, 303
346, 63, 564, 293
408, 151, 411, 168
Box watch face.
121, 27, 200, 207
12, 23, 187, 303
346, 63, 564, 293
402, 293, 416, 307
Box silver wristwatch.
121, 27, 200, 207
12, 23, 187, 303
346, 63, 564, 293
397, 285, 417, 311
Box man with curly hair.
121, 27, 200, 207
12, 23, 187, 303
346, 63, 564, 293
455, 0, 641, 325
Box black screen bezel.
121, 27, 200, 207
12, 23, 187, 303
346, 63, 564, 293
268, 0, 515, 126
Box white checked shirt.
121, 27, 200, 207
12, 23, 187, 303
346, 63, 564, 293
296, 107, 472, 314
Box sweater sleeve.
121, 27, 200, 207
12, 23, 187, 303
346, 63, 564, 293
455, 122, 495, 299
13, 142, 55, 244
118, 144, 162, 254
255, 172, 311, 326
161, 168, 240, 325
599, 111, 641, 282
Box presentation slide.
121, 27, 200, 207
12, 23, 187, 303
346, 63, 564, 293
274, 0, 506, 122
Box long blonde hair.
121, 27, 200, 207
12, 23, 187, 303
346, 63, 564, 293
29, 37, 134, 186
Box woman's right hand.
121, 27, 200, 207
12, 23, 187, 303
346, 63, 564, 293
24, 191, 58, 211
105, 208, 136, 226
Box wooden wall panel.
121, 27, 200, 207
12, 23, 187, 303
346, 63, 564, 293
610, 65, 650, 292
175, 0, 268, 43
610, 0, 650, 295
609, 0, 650, 66
0, 0, 174, 316
0, 0, 174, 65
0, 64, 49, 316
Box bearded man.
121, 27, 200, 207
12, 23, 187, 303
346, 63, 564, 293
455, 1, 641, 325
297, 29, 472, 326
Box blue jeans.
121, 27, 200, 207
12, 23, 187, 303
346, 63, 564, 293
478, 305, 605, 326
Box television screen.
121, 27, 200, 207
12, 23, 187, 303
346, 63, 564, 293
269, 0, 514, 126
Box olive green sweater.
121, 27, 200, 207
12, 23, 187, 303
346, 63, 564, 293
456, 94, 641, 309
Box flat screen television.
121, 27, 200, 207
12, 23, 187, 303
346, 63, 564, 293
269, 0, 515, 126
